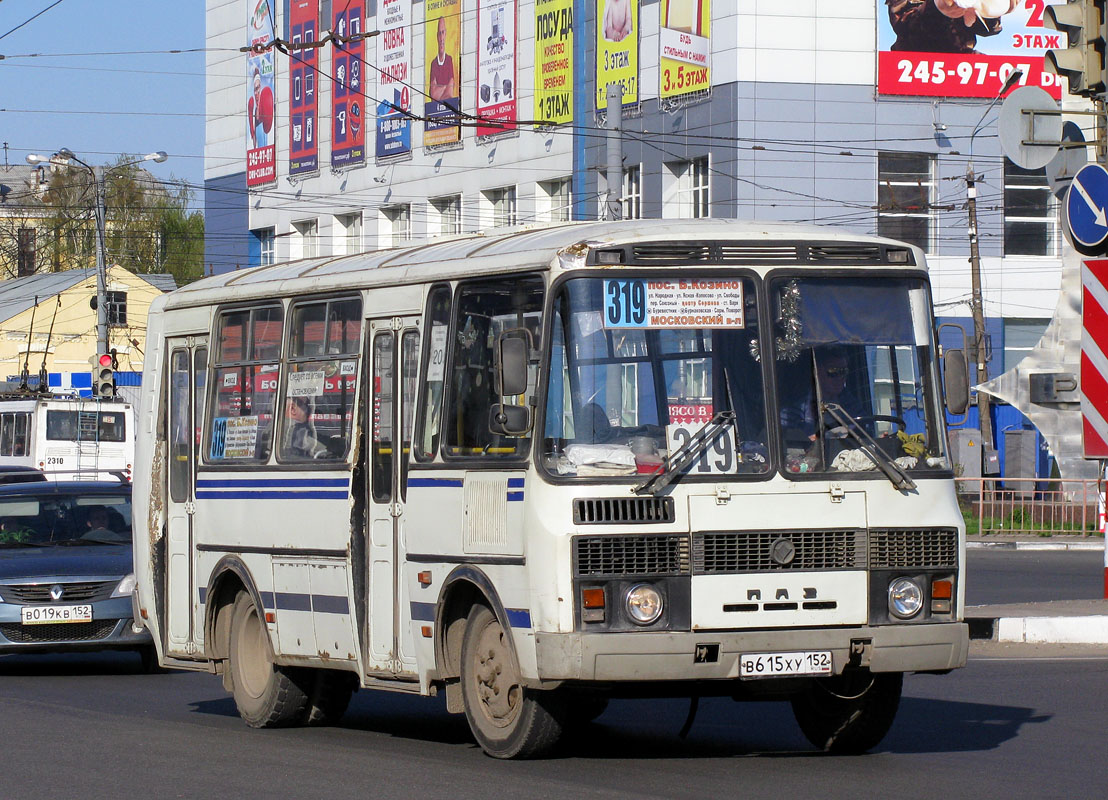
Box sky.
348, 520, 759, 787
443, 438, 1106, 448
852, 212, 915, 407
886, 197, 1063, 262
0, 0, 206, 198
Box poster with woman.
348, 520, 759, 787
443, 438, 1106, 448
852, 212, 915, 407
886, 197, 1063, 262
878, 0, 1063, 99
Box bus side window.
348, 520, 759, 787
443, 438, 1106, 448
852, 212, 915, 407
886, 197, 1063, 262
414, 285, 451, 462
0, 413, 12, 456
207, 304, 283, 463
444, 277, 543, 459
13, 413, 28, 456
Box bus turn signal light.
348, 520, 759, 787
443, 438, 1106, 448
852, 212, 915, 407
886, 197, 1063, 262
581, 587, 606, 623
931, 579, 953, 614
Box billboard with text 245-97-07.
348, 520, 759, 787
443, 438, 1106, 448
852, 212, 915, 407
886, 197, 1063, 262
878, 0, 1062, 99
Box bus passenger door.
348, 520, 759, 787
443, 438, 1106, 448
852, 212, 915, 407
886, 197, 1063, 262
365, 317, 420, 676
165, 337, 207, 655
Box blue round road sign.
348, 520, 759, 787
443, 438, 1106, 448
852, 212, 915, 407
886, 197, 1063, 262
1066, 162, 1108, 255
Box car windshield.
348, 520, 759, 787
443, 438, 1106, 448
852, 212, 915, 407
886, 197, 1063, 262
541, 276, 770, 479
0, 492, 132, 546
770, 276, 949, 477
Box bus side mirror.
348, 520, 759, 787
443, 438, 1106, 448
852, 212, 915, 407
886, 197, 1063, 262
490, 403, 532, 436
943, 348, 969, 415
495, 333, 530, 397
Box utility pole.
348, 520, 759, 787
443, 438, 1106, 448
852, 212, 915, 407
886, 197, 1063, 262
605, 83, 623, 221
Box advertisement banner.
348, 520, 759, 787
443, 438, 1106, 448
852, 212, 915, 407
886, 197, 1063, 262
476, 0, 518, 137
376, 0, 413, 161
877, 0, 1063, 99
288, 0, 319, 177
596, 0, 639, 110
534, 0, 573, 125
424, 0, 462, 147
331, 1, 366, 169
659, 0, 710, 99
246, 0, 277, 187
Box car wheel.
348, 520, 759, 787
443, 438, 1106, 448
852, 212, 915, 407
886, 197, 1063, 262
790, 670, 903, 754
228, 592, 309, 727
460, 605, 564, 759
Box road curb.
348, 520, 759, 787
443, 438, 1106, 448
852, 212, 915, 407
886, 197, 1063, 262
968, 615, 1108, 644
966, 540, 1104, 552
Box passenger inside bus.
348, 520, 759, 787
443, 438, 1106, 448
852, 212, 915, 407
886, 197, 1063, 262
282, 396, 329, 460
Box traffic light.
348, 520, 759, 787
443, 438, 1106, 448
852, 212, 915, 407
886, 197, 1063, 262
1045, 0, 1106, 98
93, 353, 115, 399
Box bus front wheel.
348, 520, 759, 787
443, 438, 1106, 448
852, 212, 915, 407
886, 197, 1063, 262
790, 670, 902, 754
460, 605, 564, 759
228, 592, 309, 727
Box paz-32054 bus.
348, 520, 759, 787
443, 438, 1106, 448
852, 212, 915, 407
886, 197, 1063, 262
132, 220, 970, 758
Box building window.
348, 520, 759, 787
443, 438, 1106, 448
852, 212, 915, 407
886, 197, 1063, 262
624, 166, 642, 220
1003, 318, 1050, 372
663, 157, 709, 219
335, 212, 362, 255
878, 152, 934, 251
539, 178, 571, 222
292, 218, 319, 260
106, 290, 127, 326
254, 227, 275, 266
1004, 160, 1057, 256
381, 204, 411, 247
431, 195, 462, 236
17, 227, 36, 277
485, 186, 518, 227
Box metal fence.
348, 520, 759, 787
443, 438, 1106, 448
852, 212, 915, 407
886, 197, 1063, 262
955, 478, 1102, 537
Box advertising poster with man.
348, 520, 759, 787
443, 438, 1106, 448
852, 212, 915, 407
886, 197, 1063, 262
425, 0, 462, 147
878, 0, 1063, 99
596, 0, 639, 110
288, 0, 319, 177
246, 0, 277, 187
331, 0, 366, 170
534, 0, 573, 126
376, 0, 413, 162
659, 0, 710, 100
476, 0, 517, 138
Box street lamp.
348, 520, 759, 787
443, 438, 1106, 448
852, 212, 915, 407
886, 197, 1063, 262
964, 69, 1023, 454
25, 148, 168, 356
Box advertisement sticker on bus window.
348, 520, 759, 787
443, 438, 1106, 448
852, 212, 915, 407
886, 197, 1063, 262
259, 364, 279, 373
102, 415, 115, 423
223, 416, 260, 459
602, 279, 744, 329
288, 370, 326, 397
223, 372, 239, 388
427, 325, 448, 382
340, 361, 357, 375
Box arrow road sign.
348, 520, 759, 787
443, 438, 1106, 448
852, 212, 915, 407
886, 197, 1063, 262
1067, 163, 1108, 255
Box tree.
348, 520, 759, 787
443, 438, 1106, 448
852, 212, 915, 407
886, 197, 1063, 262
0, 155, 204, 285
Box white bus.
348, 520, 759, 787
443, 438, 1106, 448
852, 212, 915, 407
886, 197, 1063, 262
0, 395, 134, 481
133, 220, 970, 758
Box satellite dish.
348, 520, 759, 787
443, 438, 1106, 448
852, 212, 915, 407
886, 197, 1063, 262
1047, 120, 1087, 199
998, 86, 1062, 170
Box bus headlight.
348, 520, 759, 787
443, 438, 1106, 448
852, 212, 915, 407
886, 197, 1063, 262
112, 573, 137, 599
888, 578, 923, 619
625, 583, 663, 625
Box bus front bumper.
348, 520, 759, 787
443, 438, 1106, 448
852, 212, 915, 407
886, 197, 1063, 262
533, 622, 968, 682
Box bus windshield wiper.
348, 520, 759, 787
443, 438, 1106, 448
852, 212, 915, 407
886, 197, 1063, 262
633, 411, 736, 497
821, 403, 917, 491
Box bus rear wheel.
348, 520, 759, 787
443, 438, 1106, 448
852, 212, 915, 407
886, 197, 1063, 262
228, 592, 309, 728
790, 670, 902, 754
460, 605, 564, 759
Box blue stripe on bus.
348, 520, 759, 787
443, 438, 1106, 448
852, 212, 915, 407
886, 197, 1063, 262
311, 594, 349, 615
505, 608, 532, 629
507, 478, 525, 488
196, 478, 350, 488
195, 490, 349, 500
275, 592, 312, 612
407, 477, 464, 488
409, 602, 530, 630
410, 601, 436, 621
506, 492, 524, 502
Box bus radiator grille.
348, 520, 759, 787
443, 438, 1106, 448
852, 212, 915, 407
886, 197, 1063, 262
693, 530, 865, 573
573, 534, 690, 577
573, 497, 675, 525
869, 528, 958, 569
0, 619, 119, 643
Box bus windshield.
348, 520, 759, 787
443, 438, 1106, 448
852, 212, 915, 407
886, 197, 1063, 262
541, 275, 770, 478
770, 276, 949, 477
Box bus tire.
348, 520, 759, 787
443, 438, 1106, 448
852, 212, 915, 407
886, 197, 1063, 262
460, 605, 564, 759
790, 670, 902, 754
303, 669, 356, 726
228, 592, 309, 728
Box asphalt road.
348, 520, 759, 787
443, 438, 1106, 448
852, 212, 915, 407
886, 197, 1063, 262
1, 647, 1105, 799
965, 548, 1105, 606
